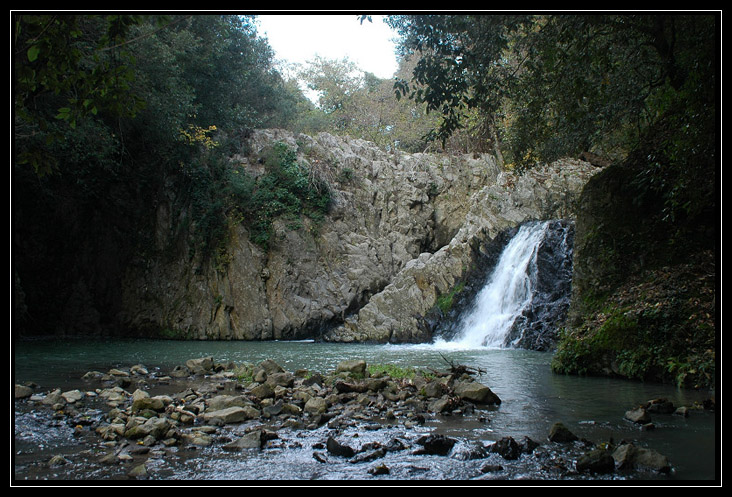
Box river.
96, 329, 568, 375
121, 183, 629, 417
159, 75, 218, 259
13, 337, 718, 482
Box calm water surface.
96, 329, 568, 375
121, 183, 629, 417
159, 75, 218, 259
13, 338, 718, 482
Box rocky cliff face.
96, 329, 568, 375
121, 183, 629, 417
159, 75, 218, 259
119, 129, 598, 343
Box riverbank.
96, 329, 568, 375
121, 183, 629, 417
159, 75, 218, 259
13, 355, 715, 483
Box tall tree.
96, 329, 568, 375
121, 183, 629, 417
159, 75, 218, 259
387, 14, 717, 170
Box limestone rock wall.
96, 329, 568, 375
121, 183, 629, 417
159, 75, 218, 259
119, 129, 598, 342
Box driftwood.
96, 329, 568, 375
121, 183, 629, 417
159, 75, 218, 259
428, 353, 487, 386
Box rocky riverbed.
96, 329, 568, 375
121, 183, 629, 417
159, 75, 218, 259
13, 356, 702, 482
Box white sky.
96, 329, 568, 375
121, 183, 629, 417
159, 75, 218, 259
256, 14, 399, 79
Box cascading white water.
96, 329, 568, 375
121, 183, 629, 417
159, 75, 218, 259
435, 221, 551, 350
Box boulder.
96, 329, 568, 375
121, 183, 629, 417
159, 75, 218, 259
207, 394, 251, 411
612, 443, 671, 474
335, 359, 367, 377
415, 434, 457, 456
224, 430, 266, 451
452, 380, 501, 405
15, 384, 34, 399
326, 436, 355, 457
41, 389, 65, 406
304, 396, 328, 415
646, 398, 675, 414
125, 416, 170, 440
576, 448, 616, 474
131, 390, 165, 413
490, 436, 522, 460
185, 357, 214, 374
624, 406, 652, 424
202, 406, 259, 424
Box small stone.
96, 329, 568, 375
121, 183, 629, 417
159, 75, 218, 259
15, 384, 33, 399
368, 463, 390, 475
48, 455, 70, 466
624, 407, 652, 424
128, 462, 148, 478
548, 422, 578, 442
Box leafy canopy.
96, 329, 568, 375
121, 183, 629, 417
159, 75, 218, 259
386, 14, 717, 170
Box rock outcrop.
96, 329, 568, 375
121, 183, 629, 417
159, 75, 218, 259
120, 129, 598, 342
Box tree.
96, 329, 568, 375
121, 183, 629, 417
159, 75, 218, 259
13, 14, 150, 175
386, 14, 717, 170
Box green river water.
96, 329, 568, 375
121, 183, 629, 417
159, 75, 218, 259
13, 337, 718, 483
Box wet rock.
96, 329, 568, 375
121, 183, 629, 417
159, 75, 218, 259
421, 380, 449, 398
453, 441, 489, 461
350, 447, 386, 463
674, 406, 690, 418
170, 365, 190, 378
224, 430, 266, 451
128, 462, 148, 478
336, 359, 367, 377
61, 389, 84, 403
202, 406, 259, 424
130, 364, 149, 376
576, 448, 616, 474
180, 430, 213, 446
125, 416, 170, 440
96, 423, 125, 441
453, 380, 501, 405
368, 463, 390, 475
207, 394, 251, 411
612, 443, 671, 474
48, 455, 71, 466
250, 383, 275, 400
15, 384, 34, 399
519, 436, 540, 454
185, 357, 214, 374
480, 463, 504, 473
415, 434, 456, 456
327, 436, 355, 457
98, 387, 128, 406
335, 380, 368, 394
490, 436, 522, 460
108, 368, 130, 377
624, 406, 652, 424
82, 371, 105, 380
427, 395, 454, 413
265, 372, 295, 388
548, 422, 579, 443
131, 390, 165, 413
41, 389, 65, 406
646, 398, 675, 414
304, 396, 328, 415
258, 358, 285, 374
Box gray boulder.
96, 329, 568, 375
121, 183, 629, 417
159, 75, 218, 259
453, 380, 501, 405
185, 357, 214, 374
202, 406, 259, 424
612, 443, 671, 474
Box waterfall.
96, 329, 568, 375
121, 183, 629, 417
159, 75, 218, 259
435, 220, 572, 350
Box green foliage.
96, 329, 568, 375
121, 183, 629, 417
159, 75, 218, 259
435, 282, 465, 314
368, 363, 417, 380
387, 14, 717, 168
13, 14, 316, 336
552, 253, 716, 389
242, 142, 331, 249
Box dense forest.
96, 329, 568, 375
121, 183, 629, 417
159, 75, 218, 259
12, 14, 717, 386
